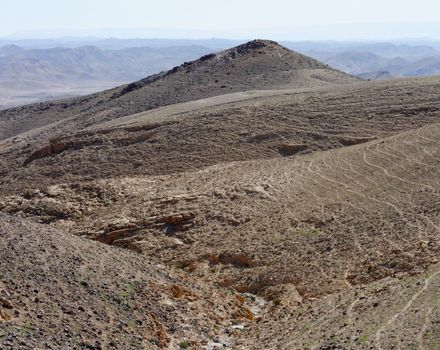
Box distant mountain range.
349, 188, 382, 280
0, 38, 440, 108
282, 41, 440, 80
0, 44, 212, 108
0, 37, 242, 50
0, 44, 211, 87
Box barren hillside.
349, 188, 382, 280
0, 76, 439, 195
0, 214, 256, 349
1, 40, 440, 349
3, 119, 439, 349
0, 40, 357, 140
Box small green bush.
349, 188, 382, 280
79, 280, 88, 287
179, 341, 190, 349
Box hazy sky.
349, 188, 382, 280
1, 0, 440, 39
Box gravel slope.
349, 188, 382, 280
0, 213, 254, 349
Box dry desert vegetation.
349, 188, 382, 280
1, 40, 440, 349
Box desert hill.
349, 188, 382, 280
398, 55, 440, 77
0, 76, 439, 196
1, 40, 440, 349
292, 41, 440, 80
321, 51, 440, 80
2, 39, 440, 110
323, 51, 408, 76
0, 40, 357, 140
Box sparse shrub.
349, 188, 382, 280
79, 280, 88, 287
119, 281, 138, 298
179, 341, 190, 349
247, 294, 256, 302
175, 261, 186, 270
273, 298, 282, 306
300, 227, 321, 235
358, 334, 369, 343
200, 53, 216, 61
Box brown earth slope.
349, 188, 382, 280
5, 122, 440, 296
0, 76, 439, 196
3, 121, 440, 349
2, 118, 439, 349
0, 213, 257, 349
1, 77, 440, 348
0, 40, 357, 140
1, 41, 440, 349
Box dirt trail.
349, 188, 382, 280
374, 268, 440, 349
